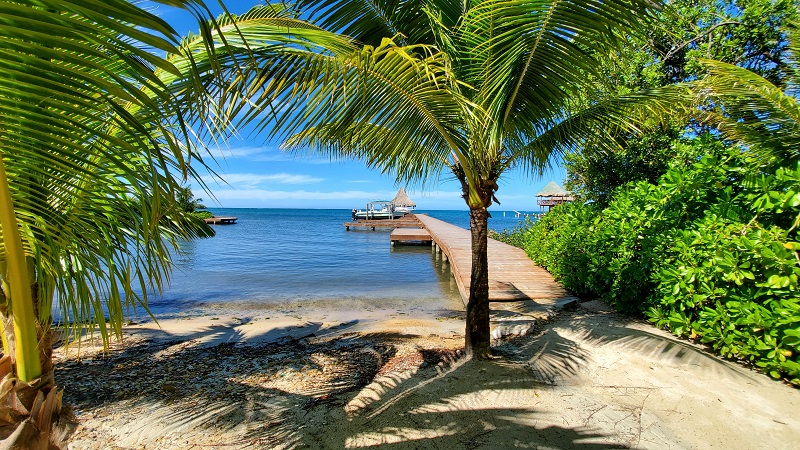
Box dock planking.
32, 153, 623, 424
416, 214, 575, 308
344, 214, 424, 230
203, 216, 237, 224
390, 228, 431, 244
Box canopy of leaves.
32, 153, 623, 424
209, 0, 695, 213
564, 125, 687, 206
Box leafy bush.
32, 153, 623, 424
649, 161, 800, 384
650, 215, 800, 382
523, 202, 599, 297
190, 210, 214, 220
521, 136, 800, 384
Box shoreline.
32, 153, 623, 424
55, 298, 469, 359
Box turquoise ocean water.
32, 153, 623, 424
139, 208, 535, 317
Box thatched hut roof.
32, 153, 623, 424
536, 181, 571, 197
391, 187, 416, 207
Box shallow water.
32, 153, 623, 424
134, 208, 533, 318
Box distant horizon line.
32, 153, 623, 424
203, 206, 544, 212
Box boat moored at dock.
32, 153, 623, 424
350, 187, 417, 221
352, 201, 406, 220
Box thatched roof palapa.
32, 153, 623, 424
536, 181, 571, 197
391, 187, 416, 207
535, 181, 574, 211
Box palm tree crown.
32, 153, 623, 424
211, 0, 669, 356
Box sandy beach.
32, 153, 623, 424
57, 299, 800, 449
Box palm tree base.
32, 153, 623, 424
0, 356, 64, 449
468, 346, 493, 360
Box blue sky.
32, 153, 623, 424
155, 2, 567, 211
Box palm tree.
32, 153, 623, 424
219, 0, 681, 357
697, 27, 800, 168
0, 0, 239, 444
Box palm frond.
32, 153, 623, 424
295, 0, 466, 47
457, 0, 661, 124
199, 20, 471, 182
216, 0, 677, 208
0, 0, 224, 344
697, 59, 800, 166
284, 121, 453, 186
511, 84, 697, 175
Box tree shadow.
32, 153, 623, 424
293, 350, 628, 449
57, 321, 382, 446
496, 300, 756, 385
489, 281, 578, 308
58, 300, 754, 449
56, 319, 629, 449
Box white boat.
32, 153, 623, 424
350, 189, 417, 221
352, 201, 406, 220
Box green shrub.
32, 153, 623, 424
648, 162, 800, 384
189, 210, 214, 220
522, 136, 800, 383
650, 216, 799, 383
523, 202, 599, 297
586, 140, 740, 312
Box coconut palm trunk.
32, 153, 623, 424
0, 154, 60, 448
467, 206, 491, 358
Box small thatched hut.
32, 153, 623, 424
536, 181, 574, 211
391, 187, 416, 211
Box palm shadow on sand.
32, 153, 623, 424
56, 301, 753, 449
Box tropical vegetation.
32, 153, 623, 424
564, 0, 799, 206
176, 186, 214, 220
2, 0, 798, 446
498, 5, 800, 384
519, 136, 800, 384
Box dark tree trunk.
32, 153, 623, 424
466, 207, 491, 359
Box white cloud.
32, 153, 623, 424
204, 145, 340, 165
205, 145, 270, 160
202, 173, 324, 188
211, 189, 393, 201
261, 174, 324, 184
207, 188, 467, 209
249, 153, 294, 162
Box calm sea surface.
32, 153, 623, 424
140, 208, 534, 317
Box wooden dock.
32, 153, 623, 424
203, 216, 237, 225
416, 214, 575, 307
390, 228, 432, 244
344, 214, 423, 230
